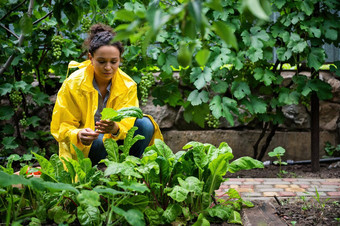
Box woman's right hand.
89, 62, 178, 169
78, 128, 99, 146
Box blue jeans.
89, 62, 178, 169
88, 117, 154, 165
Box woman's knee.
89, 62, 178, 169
134, 117, 154, 138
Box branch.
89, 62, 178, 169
0, 0, 34, 76
0, 0, 28, 22
33, 11, 53, 25
0, 24, 19, 39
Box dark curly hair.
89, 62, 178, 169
83, 23, 124, 56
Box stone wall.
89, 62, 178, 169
142, 71, 340, 161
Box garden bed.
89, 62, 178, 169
273, 198, 340, 225
227, 161, 340, 178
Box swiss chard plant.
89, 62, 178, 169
102, 135, 264, 224
0, 126, 264, 225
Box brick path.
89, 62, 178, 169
216, 178, 340, 200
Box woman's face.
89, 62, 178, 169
89, 45, 121, 82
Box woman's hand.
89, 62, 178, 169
78, 128, 99, 146
95, 120, 119, 135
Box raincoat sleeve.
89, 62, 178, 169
51, 81, 86, 153
105, 83, 139, 141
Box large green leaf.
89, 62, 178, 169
32, 152, 55, 180
228, 156, 264, 173
0, 171, 30, 187
187, 90, 209, 106
168, 185, 189, 202
207, 205, 232, 221
153, 139, 175, 161
307, 48, 325, 70
112, 206, 145, 226
19, 13, 33, 34
116, 181, 150, 193
162, 204, 182, 223
105, 161, 142, 178
2, 137, 18, 150
210, 96, 238, 126
253, 68, 276, 86
30, 178, 79, 194
178, 177, 204, 196
0, 106, 14, 120
93, 187, 128, 196
228, 210, 242, 224
231, 81, 250, 100
212, 21, 238, 50
205, 153, 234, 194
195, 49, 211, 66
0, 83, 13, 96
192, 213, 210, 226
190, 67, 212, 90
188, 0, 202, 28
77, 190, 101, 207
77, 205, 101, 226
115, 9, 136, 22
145, 207, 165, 225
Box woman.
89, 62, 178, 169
51, 24, 162, 165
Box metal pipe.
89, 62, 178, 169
263, 157, 340, 166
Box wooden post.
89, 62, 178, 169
311, 74, 320, 172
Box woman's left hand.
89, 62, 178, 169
95, 120, 119, 134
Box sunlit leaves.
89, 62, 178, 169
229, 156, 264, 173
0, 83, 13, 96
308, 48, 326, 70
210, 96, 238, 126
188, 90, 209, 106
19, 13, 33, 35
195, 49, 211, 66
253, 68, 276, 86
1, 137, 18, 150
242, 0, 270, 21
190, 67, 212, 89
231, 81, 250, 100
212, 21, 238, 50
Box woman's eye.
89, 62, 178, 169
111, 61, 117, 64
99, 61, 105, 64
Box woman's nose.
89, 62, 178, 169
104, 64, 111, 70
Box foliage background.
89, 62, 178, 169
0, 0, 339, 161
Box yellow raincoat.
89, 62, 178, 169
51, 60, 163, 161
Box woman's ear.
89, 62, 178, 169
88, 53, 93, 64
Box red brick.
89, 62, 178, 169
283, 178, 297, 182
240, 185, 254, 189
219, 185, 230, 190
228, 179, 245, 182
327, 192, 340, 196
321, 182, 340, 186
278, 192, 297, 197
300, 184, 310, 189
254, 179, 264, 182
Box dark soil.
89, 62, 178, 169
227, 161, 340, 178
273, 198, 340, 226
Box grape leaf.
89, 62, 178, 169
210, 96, 238, 126
231, 81, 250, 100
190, 67, 212, 89
307, 48, 325, 70
187, 90, 209, 106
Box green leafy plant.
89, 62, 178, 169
0, 126, 263, 225
300, 195, 310, 211
268, 146, 288, 178
312, 187, 330, 211
101, 107, 143, 122
324, 141, 340, 157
